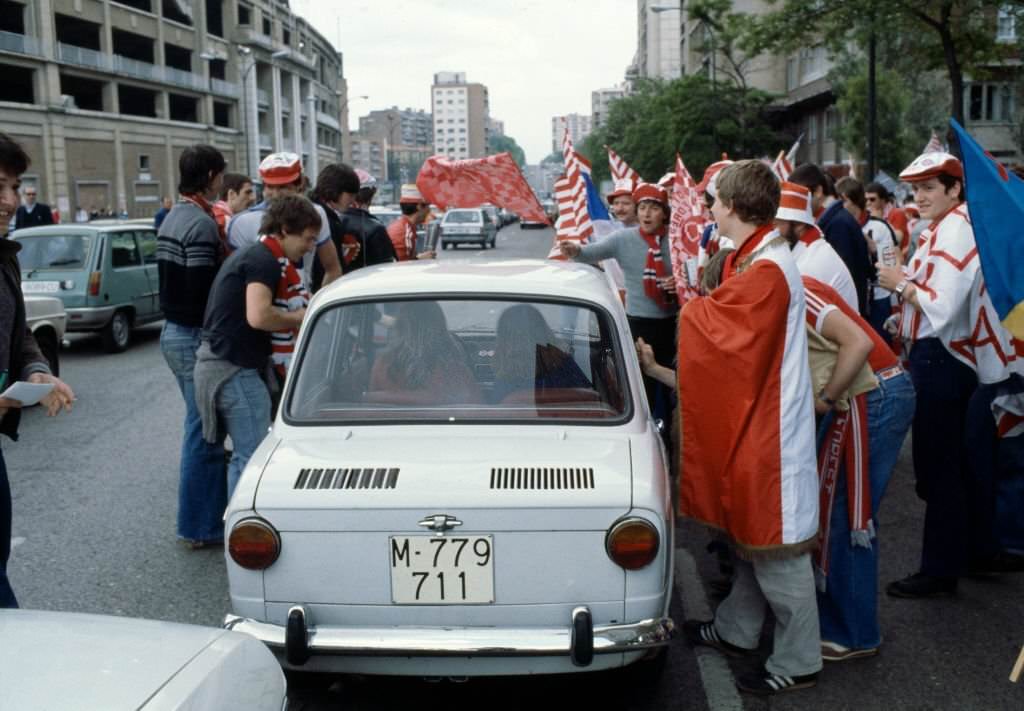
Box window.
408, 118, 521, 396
283, 27, 291, 46
110, 232, 141, 269
13, 234, 93, 271
238, 3, 251, 25
136, 230, 158, 265
138, 154, 150, 172
967, 82, 1015, 122
998, 5, 1018, 42
824, 108, 836, 140
285, 298, 628, 424
807, 114, 818, 144
262, 16, 271, 36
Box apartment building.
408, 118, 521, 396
591, 84, 627, 129
551, 112, 592, 153
0, 0, 346, 219
636, 1, 682, 81
431, 71, 490, 160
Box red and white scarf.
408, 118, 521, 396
814, 392, 872, 590
260, 235, 309, 377
640, 227, 675, 310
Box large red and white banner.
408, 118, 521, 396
667, 154, 707, 304
416, 152, 548, 223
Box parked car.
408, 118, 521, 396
439, 208, 497, 249
13, 223, 162, 352
0, 609, 286, 710
521, 200, 556, 230
24, 294, 66, 376
481, 204, 502, 229
369, 206, 402, 228
499, 207, 518, 226
222, 259, 675, 679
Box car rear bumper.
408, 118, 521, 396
441, 232, 488, 243
65, 305, 117, 330
224, 606, 674, 668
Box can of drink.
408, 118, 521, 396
882, 244, 897, 266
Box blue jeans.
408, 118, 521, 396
0, 447, 17, 608
818, 370, 915, 649
868, 296, 893, 342
217, 368, 271, 497
161, 322, 227, 543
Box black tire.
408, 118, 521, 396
101, 310, 131, 353
34, 328, 60, 377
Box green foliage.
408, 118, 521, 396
830, 60, 915, 174
578, 75, 790, 184
488, 134, 527, 167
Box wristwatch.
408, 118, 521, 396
894, 279, 909, 299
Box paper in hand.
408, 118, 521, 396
0, 381, 55, 407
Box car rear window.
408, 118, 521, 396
14, 234, 94, 271
286, 298, 630, 424
444, 211, 482, 224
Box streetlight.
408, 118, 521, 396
236, 45, 258, 178
337, 92, 368, 162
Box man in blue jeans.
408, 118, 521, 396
1, 133, 76, 607
156, 145, 227, 549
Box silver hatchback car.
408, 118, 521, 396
440, 208, 497, 250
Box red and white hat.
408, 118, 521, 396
259, 152, 302, 186
698, 159, 733, 198
657, 172, 675, 189
632, 182, 668, 207
899, 152, 963, 182
355, 168, 377, 189
776, 181, 815, 225
606, 178, 636, 200
399, 184, 424, 205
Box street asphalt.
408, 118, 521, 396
5, 221, 1022, 709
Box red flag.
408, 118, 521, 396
771, 135, 802, 181
606, 145, 641, 184
416, 152, 548, 223
667, 154, 707, 304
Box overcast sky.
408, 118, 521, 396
290, 0, 637, 164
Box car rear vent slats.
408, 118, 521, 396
293, 467, 399, 491
489, 467, 595, 490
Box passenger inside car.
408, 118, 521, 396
491, 303, 591, 403
368, 300, 481, 404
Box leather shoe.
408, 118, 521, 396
886, 572, 956, 598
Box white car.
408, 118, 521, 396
223, 259, 675, 678
24, 294, 66, 376
0, 609, 286, 710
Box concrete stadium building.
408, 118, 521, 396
0, 0, 348, 220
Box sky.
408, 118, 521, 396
290, 0, 638, 164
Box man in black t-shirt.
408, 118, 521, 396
337, 169, 397, 272
194, 195, 321, 496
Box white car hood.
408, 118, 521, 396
253, 428, 633, 526
0, 610, 284, 710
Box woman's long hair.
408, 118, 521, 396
385, 301, 464, 386
494, 304, 566, 380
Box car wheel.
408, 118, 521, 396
101, 310, 131, 353
34, 328, 60, 377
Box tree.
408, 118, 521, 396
738, 0, 1021, 126
578, 75, 789, 184
488, 134, 526, 167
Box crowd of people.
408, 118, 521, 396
570, 151, 1022, 696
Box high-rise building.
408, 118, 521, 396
0, 0, 346, 218
636, 1, 682, 80
591, 85, 627, 129
551, 113, 593, 153
355, 106, 433, 182
431, 71, 490, 159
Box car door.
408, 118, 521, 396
134, 228, 160, 318
107, 231, 150, 319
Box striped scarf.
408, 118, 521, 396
259, 235, 309, 377
814, 392, 873, 591
640, 227, 674, 309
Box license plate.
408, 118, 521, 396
22, 281, 60, 294
389, 535, 494, 604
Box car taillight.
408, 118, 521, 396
606, 518, 660, 570
228, 518, 281, 570
87, 271, 101, 296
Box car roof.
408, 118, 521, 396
12, 223, 150, 236
313, 259, 622, 312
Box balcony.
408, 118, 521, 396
0, 30, 42, 57
259, 133, 272, 149
232, 27, 274, 51
210, 78, 240, 99
316, 111, 340, 131
256, 88, 270, 107
58, 42, 113, 71
164, 66, 207, 92
113, 54, 162, 82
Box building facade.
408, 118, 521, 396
591, 84, 627, 129
635, 1, 682, 81
0, 0, 346, 219
550, 112, 592, 153
354, 105, 433, 183
431, 71, 489, 160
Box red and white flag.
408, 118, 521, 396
416, 152, 548, 223
923, 130, 945, 154
667, 154, 707, 304
606, 145, 641, 185
548, 126, 594, 258
771, 134, 803, 181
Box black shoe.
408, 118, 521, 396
968, 552, 1024, 576
736, 668, 819, 695
885, 572, 957, 598
682, 620, 756, 658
